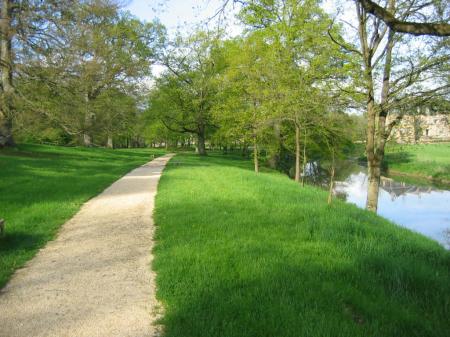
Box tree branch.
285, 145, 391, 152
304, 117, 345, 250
356, 0, 450, 36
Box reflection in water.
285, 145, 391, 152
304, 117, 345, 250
333, 167, 450, 248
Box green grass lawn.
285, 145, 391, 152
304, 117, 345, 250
0, 144, 165, 288
154, 153, 450, 337
385, 143, 450, 182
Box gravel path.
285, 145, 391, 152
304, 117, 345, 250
0, 154, 174, 337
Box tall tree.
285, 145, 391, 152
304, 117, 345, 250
0, 0, 71, 146
154, 31, 225, 155
16, 0, 164, 146
235, 0, 353, 179
351, 0, 450, 211
0, 0, 14, 146
214, 34, 276, 172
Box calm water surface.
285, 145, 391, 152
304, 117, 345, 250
333, 167, 450, 248
304, 162, 450, 248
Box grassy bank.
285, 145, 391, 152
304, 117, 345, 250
154, 153, 449, 337
0, 144, 165, 288
385, 143, 450, 183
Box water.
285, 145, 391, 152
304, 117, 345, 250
305, 162, 450, 248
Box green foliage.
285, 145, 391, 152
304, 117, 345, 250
145, 31, 226, 153
0, 144, 165, 288
15, 1, 165, 147
154, 153, 450, 337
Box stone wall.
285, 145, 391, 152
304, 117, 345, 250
388, 114, 450, 144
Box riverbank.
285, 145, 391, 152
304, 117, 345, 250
0, 144, 165, 288
154, 153, 450, 337
384, 143, 450, 185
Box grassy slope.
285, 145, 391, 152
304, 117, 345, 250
0, 144, 165, 288
385, 143, 450, 182
154, 153, 450, 337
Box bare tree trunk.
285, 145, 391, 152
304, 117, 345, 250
328, 150, 336, 205
253, 135, 259, 173
0, 0, 15, 147
0, 114, 13, 147
294, 123, 301, 182
83, 133, 92, 147
197, 131, 207, 156
367, 27, 395, 212
366, 160, 381, 211
365, 102, 380, 211
107, 135, 114, 149
357, 2, 382, 212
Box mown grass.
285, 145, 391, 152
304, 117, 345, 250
0, 144, 165, 288
385, 143, 450, 182
154, 153, 450, 337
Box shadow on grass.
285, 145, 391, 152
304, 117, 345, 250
153, 151, 450, 336
383, 151, 414, 169
0, 232, 47, 288
154, 192, 449, 337
0, 144, 166, 289
167, 152, 276, 174
0, 232, 46, 254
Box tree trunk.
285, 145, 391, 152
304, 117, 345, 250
83, 133, 92, 147
83, 92, 92, 146
366, 27, 395, 212
301, 130, 307, 187
197, 128, 207, 156
0, 0, 15, 147
0, 114, 13, 147
366, 160, 381, 211
294, 124, 301, 182
267, 121, 282, 169
327, 150, 335, 205
253, 135, 259, 173
107, 135, 114, 149
357, 1, 396, 213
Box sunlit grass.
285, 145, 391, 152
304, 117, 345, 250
154, 152, 450, 337
385, 143, 450, 182
0, 144, 165, 288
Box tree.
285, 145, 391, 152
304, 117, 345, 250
234, 0, 353, 178
15, 0, 163, 147
213, 34, 275, 172
0, 0, 14, 146
355, 0, 450, 36
154, 31, 225, 155
0, 0, 72, 146
350, 0, 450, 211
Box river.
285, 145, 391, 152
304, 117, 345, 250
305, 162, 450, 248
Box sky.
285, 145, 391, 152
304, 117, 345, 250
126, 0, 239, 35
126, 0, 344, 33
124, 0, 358, 82
126, 0, 241, 78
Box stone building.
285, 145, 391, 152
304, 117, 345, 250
388, 114, 450, 144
